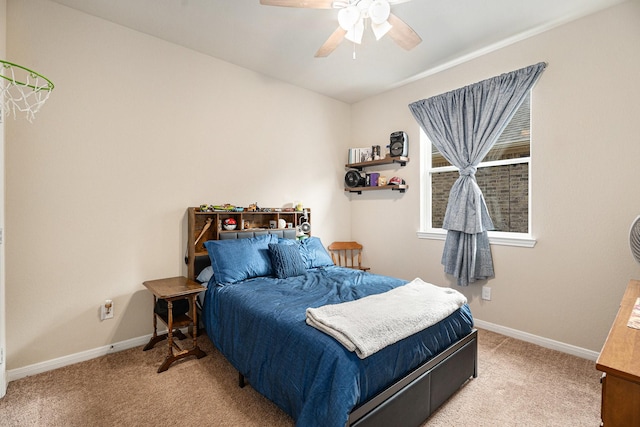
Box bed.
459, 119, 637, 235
187, 219, 477, 427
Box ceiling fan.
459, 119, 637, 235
259, 0, 422, 57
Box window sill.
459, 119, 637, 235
417, 230, 536, 248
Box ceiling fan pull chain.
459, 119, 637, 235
353, 42, 356, 59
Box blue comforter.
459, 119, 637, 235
202, 266, 473, 427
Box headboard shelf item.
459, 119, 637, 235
186, 207, 311, 280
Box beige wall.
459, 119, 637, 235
5, 0, 351, 369
350, 1, 640, 352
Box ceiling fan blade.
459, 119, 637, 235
315, 27, 347, 57
259, 0, 334, 8
387, 13, 422, 50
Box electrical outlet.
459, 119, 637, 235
481, 286, 492, 301
101, 299, 114, 320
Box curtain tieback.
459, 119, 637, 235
459, 165, 477, 176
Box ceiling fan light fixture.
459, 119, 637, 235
345, 19, 364, 44
338, 5, 361, 30
372, 20, 392, 40
358, 0, 374, 11
369, 0, 390, 24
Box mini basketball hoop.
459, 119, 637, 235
0, 60, 55, 123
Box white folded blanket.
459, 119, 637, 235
305, 278, 467, 359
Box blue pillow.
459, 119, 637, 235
204, 234, 278, 284
298, 237, 334, 269
269, 243, 307, 279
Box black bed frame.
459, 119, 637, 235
238, 329, 477, 427
187, 225, 478, 427
348, 329, 477, 427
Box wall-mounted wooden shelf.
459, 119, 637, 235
344, 156, 409, 195
345, 184, 408, 194
346, 156, 409, 170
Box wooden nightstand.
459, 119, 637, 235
143, 276, 206, 372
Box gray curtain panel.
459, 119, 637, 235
409, 62, 546, 286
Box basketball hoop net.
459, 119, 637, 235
0, 60, 55, 123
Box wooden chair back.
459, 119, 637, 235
327, 241, 370, 271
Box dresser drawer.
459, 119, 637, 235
601, 372, 640, 426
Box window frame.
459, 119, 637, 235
417, 127, 537, 248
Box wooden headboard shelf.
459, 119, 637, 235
186, 207, 311, 280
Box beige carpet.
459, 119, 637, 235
0, 329, 601, 426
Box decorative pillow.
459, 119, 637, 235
204, 234, 278, 284
268, 243, 307, 279
298, 237, 334, 269
196, 266, 214, 283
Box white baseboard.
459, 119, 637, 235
7, 334, 153, 382
474, 319, 600, 361
7, 321, 600, 382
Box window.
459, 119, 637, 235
420, 93, 535, 247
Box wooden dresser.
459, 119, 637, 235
596, 279, 640, 426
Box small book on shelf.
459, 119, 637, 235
348, 147, 372, 164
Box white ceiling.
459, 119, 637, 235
50, 0, 624, 104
